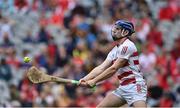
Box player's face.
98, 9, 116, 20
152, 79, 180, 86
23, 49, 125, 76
111, 24, 123, 40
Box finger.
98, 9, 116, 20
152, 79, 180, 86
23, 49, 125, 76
81, 82, 94, 88
79, 82, 88, 87
87, 82, 96, 88
80, 79, 86, 82
77, 81, 82, 85
78, 79, 86, 85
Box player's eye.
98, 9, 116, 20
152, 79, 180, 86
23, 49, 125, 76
114, 25, 122, 30
115, 27, 119, 30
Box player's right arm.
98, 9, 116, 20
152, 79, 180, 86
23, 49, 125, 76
80, 58, 112, 82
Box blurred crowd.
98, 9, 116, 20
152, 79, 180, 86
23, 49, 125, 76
0, 0, 180, 107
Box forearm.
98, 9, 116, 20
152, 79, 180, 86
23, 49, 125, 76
93, 67, 117, 83
83, 66, 104, 81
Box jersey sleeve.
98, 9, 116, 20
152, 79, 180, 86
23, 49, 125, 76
106, 48, 114, 61
118, 45, 135, 59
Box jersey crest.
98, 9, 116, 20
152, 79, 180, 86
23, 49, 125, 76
121, 46, 128, 55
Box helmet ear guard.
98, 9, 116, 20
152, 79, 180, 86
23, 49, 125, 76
121, 29, 130, 37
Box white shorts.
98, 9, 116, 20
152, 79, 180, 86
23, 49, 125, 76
112, 81, 147, 105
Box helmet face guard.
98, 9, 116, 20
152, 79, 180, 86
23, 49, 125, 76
111, 20, 135, 41
111, 24, 123, 41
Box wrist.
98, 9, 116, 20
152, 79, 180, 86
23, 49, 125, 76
93, 78, 98, 84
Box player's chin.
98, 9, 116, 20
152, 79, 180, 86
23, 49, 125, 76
112, 33, 118, 37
